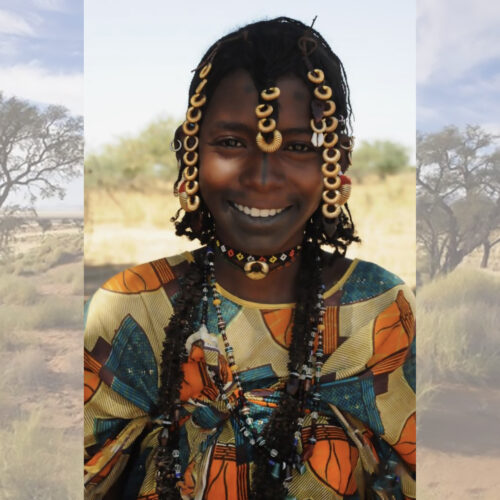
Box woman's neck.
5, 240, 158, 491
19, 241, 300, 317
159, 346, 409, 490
213, 250, 301, 303
211, 249, 352, 304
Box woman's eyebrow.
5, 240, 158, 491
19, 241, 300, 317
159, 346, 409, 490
212, 121, 310, 136
212, 121, 254, 134
281, 127, 311, 135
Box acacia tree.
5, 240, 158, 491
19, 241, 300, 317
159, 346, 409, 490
417, 125, 500, 277
0, 92, 83, 209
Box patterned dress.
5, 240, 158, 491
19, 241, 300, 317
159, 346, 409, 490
84, 251, 416, 499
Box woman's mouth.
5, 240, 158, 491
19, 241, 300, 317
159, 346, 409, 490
230, 202, 289, 218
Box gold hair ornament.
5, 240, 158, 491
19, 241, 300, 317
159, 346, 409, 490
196, 79, 207, 94
255, 103, 274, 119
184, 166, 198, 182
255, 86, 282, 153
190, 93, 207, 108
182, 121, 199, 137
186, 107, 202, 124
178, 61, 212, 212
314, 85, 333, 100
183, 136, 199, 152
261, 87, 280, 101
256, 130, 283, 153
323, 100, 336, 117
185, 180, 199, 196
258, 118, 276, 134
322, 148, 341, 164
307, 69, 325, 85
323, 132, 338, 149
323, 176, 342, 190
183, 151, 198, 167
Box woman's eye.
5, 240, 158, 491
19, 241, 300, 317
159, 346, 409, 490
218, 138, 244, 148
285, 142, 315, 153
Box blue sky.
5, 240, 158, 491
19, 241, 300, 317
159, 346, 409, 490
85, 1, 416, 155
0, 0, 83, 210
417, 0, 500, 134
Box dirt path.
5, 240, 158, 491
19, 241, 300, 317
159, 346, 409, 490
419, 383, 500, 498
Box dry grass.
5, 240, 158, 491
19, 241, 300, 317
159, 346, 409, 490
0, 409, 81, 499
85, 172, 416, 288
348, 171, 416, 288
418, 266, 500, 386
0, 225, 83, 498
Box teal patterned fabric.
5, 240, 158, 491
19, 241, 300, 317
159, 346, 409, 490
106, 314, 158, 412
341, 261, 403, 304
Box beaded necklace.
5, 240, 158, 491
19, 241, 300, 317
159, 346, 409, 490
201, 246, 326, 496
214, 239, 302, 280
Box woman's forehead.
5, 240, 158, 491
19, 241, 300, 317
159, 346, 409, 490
204, 69, 311, 125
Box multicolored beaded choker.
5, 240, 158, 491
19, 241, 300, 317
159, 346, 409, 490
214, 239, 302, 280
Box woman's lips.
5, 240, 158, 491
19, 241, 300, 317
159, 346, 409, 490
231, 202, 288, 218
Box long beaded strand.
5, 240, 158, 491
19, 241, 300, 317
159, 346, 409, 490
204, 246, 326, 495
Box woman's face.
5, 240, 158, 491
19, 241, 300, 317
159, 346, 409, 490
198, 69, 323, 255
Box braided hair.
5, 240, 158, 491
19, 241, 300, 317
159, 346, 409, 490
157, 17, 360, 499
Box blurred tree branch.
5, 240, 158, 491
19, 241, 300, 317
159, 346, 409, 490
0, 92, 83, 209
417, 125, 500, 277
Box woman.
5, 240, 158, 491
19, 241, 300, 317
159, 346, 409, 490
84, 18, 415, 500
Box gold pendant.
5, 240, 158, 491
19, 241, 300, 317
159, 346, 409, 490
243, 261, 269, 280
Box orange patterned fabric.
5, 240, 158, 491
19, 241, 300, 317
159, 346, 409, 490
84, 255, 416, 499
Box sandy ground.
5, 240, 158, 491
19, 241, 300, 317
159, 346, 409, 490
418, 384, 500, 498
419, 448, 500, 499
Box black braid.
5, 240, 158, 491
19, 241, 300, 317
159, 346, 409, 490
156, 253, 204, 499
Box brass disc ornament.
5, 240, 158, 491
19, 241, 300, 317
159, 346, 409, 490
243, 261, 270, 280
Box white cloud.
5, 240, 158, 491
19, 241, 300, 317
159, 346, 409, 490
0, 62, 83, 115
418, 0, 500, 85
0, 9, 35, 36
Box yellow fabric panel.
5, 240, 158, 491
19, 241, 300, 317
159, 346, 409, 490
376, 367, 415, 445
222, 308, 289, 377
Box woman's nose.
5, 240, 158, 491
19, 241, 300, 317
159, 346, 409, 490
240, 152, 285, 191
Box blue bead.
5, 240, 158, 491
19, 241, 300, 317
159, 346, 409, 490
271, 462, 281, 479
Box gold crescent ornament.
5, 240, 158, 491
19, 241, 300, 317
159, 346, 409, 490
322, 203, 341, 219
243, 260, 270, 280
261, 87, 280, 101
183, 135, 199, 152
183, 166, 198, 182
256, 130, 283, 153
307, 69, 325, 84
199, 62, 212, 79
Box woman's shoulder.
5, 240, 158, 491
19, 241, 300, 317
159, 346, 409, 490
84, 250, 200, 349
95, 250, 197, 296
323, 253, 413, 306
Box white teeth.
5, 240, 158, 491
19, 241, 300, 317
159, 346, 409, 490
234, 203, 285, 218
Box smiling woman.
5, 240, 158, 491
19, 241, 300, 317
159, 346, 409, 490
84, 17, 415, 500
